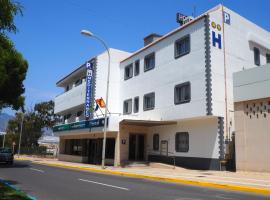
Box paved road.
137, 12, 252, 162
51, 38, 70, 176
0, 160, 269, 200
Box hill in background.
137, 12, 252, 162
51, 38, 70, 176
0, 113, 14, 131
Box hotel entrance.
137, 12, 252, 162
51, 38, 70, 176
88, 138, 116, 165
129, 134, 145, 161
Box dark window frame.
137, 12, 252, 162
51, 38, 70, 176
266, 54, 270, 64
123, 98, 132, 114
71, 139, 82, 155
134, 60, 140, 76
174, 35, 191, 59
144, 52, 155, 72
254, 47, 260, 66
134, 96, 139, 113
174, 82, 191, 105
175, 132, 189, 152
143, 92, 155, 111
75, 78, 82, 86
153, 134, 159, 151
124, 63, 133, 80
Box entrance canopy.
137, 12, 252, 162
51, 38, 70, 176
120, 119, 177, 127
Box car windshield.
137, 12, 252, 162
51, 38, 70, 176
0, 148, 12, 153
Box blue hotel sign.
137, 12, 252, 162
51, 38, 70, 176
85, 61, 93, 119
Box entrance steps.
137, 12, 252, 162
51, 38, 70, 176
123, 161, 175, 169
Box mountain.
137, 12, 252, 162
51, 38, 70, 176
0, 113, 14, 132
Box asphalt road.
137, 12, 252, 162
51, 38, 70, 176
0, 160, 269, 200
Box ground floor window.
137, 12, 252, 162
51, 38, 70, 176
175, 132, 189, 152
153, 134, 159, 151
64, 139, 82, 156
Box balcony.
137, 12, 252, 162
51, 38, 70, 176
53, 118, 107, 132
55, 82, 86, 114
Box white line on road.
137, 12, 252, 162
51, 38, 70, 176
78, 178, 130, 191
30, 168, 44, 173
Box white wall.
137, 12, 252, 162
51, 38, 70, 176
147, 117, 220, 159
54, 82, 86, 114
120, 18, 207, 122
208, 6, 270, 140
54, 48, 130, 132
233, 64, 270, 102
209, 5, 270, 117
94, 48, 131, 131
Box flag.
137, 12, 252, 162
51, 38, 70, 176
95, 98, 106, 108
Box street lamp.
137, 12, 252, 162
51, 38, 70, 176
18, 112, 24, 157
81, 29, 111, 169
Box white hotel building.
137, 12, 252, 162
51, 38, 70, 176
54, 4, 270, 170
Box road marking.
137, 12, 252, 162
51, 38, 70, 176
30, 168, 44, 173
215, 194, 235, 200
78, 178, 130, 191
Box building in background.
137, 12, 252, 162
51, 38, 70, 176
53, 48, 130, 165
233, 64, 270, 172
53, 4, 270, 170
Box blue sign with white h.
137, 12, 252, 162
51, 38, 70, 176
223, 11, 231, 25
85, 62, 93, 119
212, 31, 222, 49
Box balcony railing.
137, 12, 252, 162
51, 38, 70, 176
53, 118, 108, 132
54, 82, 86, 114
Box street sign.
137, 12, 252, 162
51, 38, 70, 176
0, 132, 6, 135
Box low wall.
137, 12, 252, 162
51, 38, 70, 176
58, 154, 87, 163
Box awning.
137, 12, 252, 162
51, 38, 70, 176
120, 119, 177, 127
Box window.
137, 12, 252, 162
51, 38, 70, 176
143, 92, 155, 111
124, 64, 133, 80
175, 35, 190, 58
77, 110, 83, 117
254, 47, 260, 66
153, 134, 159, 151
65, 85, 69, 92
266, 54, 270, 64
175, 132, 189, 152
123, 99, 132, 114
75, 79, 82, 86
174, 82, 191, 104
71, 139, 82, 155
134, 96, 139, 113
134, 60, 140, 76
144, 52, 155, 71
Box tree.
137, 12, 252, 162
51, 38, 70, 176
0, 0, 23, 34
34, 100, 59, 128
0, 0, 28, 111
0, 34, 28, 110
4, 101, 58, 148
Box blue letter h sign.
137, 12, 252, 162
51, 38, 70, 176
212, 31, 222, 49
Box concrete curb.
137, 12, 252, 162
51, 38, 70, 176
0, 178, 37, 200
30, 160, 270, 196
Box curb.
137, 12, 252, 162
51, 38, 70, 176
0, 179, 37, 200
31, 161, 270, 196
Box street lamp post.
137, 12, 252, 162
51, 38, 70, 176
2, 133, 5, 148
81, 30, 111, 169
18, 112, 24, 157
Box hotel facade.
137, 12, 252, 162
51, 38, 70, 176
54, 5, 270, 170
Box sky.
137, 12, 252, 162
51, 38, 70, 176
3, 0, 270, 115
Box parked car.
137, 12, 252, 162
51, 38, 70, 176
0, 147, 14, 165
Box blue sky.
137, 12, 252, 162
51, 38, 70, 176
4, 0, 270, 115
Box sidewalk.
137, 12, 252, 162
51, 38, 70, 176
16, 155, 270, 196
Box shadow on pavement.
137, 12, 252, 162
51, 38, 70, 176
0, 161, 30, 169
